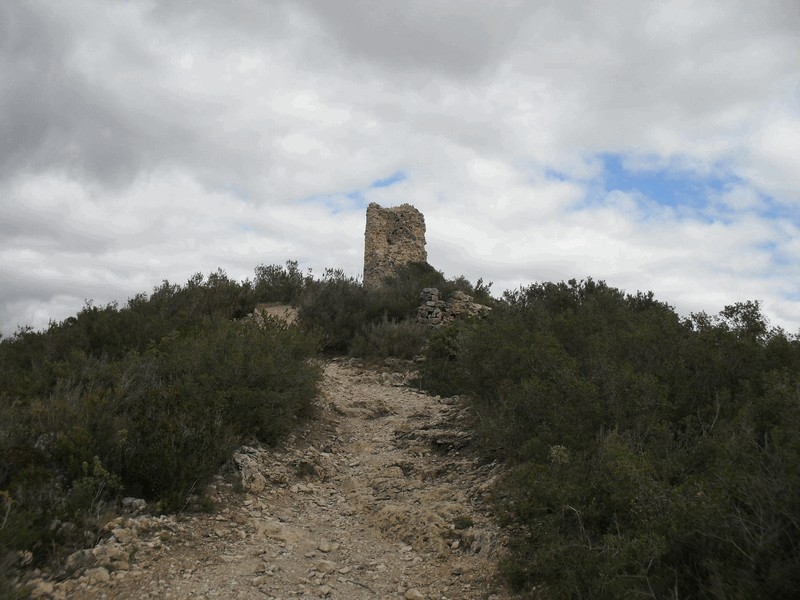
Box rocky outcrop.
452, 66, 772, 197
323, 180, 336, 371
249, 303, 298, 326
417, 288, 491, 327
363, 203, 427, 288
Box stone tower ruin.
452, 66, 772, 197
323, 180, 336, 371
363, 202, 427, 287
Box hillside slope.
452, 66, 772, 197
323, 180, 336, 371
26, 359, 513, 600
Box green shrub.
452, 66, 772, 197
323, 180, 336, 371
424, 279, 800, 598
252, 260, 310, 305
298, 262, 491, 356
0, 289, 321, 572
369, 262, 448, 320
65, 318, 320, 508
298, 269, 373, 353
349, 318, 429, 360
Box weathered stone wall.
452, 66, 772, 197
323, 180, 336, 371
417, 288, 491, 327
363, 203, 427, 288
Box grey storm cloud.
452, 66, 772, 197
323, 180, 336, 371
0, 2, 214, 188
297, 0, 527, 78
145, 0, 525, 78
4, 0, 796, 189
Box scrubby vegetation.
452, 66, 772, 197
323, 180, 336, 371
422, 279, 800, 598
0, 259, 482, 588
0, 267, 320, 583
6, 258, 795, 599
298, 261, 490, 356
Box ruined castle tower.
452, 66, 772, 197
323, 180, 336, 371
363, 203, 427, 287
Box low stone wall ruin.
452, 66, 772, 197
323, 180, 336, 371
417, 288, 491, 327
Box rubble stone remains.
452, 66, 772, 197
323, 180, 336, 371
417, 288, 491, 327
363, 202, 427, 288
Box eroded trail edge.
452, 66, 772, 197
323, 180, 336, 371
38, 359, 512, 600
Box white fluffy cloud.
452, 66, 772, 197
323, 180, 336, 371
1, 0, 798, 335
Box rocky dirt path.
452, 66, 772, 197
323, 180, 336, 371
29, 359, 513, 600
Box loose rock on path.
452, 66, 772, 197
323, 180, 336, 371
28, 359, 514, 600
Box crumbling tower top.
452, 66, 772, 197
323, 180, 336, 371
363, 202, 427, 288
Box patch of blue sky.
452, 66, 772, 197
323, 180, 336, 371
298, 194, 349, 214
543, 167, 577, 183
709, 185, 796, 225
759, 240, 778, 252
753, 199, 798, 224
371, 170, 407, 188
300, 170, 407, 214
760, 242, 794, 268
600, 153, 729, 211
553, 152, 794, 225
343, 190, 367, 213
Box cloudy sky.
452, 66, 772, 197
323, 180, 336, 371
1, 0, 799, 336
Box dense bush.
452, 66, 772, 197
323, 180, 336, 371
297, 269, 373, 353
298, 261, 492, 355
367, 261, 490, 320
423, 279, 800, 598
349, 318, 429, 360
0, 271, 320, 580
252, 260, 310, 305
104, 319, 319, 505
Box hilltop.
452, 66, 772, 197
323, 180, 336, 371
2, 261, 800, 599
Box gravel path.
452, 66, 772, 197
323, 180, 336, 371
29, 359, 513, 600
